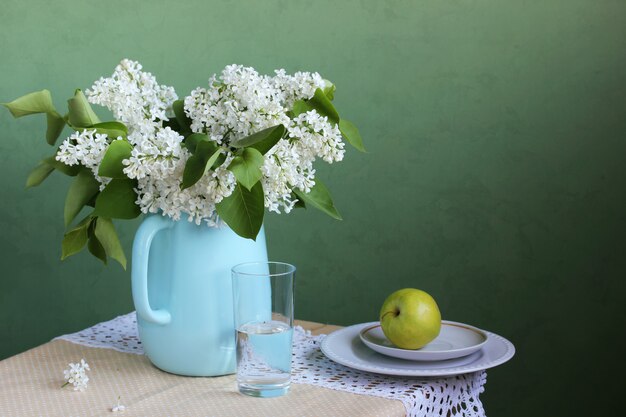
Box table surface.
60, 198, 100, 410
0, 320, 407, 417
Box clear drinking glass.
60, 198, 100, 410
231, 262, 295, 398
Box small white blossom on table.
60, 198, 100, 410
111, 396, 126, 412
62, 359, 90, 391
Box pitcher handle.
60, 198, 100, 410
131, 215, 172, 325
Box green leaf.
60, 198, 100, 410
88, 235, 108, 264
46, 112, 66, 145
181, 155, 207, 190
61, 221, 89, 260
42, 156, 80, 176
184, 133, 212, 154
67, 89, 101, 127
98, 140, 133, 178
94, 217, 127, 269
292, 100, 311, 117
307, 88, 340, 124
2, 89, 57, 117
2, 90, 67, 145
25, 163, 54, 188
339, 119, 366, 152
231, 124, 284, 149
227, 148, 264, 191
64, 169, 100, 227
181, 141, 221, 190
323, 79, 336, 101
216, 182, 265, 240
73, 214, 94, 229
162, 117, 181, 131
26, 155, 81, 188
173, 100, 192, 133
231, 124, 286, 154
85, 193, 97, 208
91, 121, 127, 139
206, 148, 224, 171
94, 179, 141, 219
87, 220, 107, 265
293, 180, 342, 220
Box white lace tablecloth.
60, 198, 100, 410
56, 312, 487, 417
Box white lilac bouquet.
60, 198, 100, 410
2, 60, 364, 268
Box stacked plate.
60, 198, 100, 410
320, 320, 515, 376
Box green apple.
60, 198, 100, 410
379, 288, 442, 349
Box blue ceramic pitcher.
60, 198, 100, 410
131, 214, 269, 376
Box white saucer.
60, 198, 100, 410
359, 321, 488, 361
321, 321, 515, 377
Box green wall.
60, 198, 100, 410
1, 0, 625, 415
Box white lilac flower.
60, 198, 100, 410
123, 127, 186, 180
271, 68, 325, 108
288, 111, 345, 163
86, 59, 177, 136
261, 139, 315, 213
62, 359, 90, 392
184, 65, 291, 145
134, 152, 236, 226
56, 129, 114, 188
184, 64, 343, 214
54, 60, 346, 225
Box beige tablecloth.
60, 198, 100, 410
0, 321, 406, 417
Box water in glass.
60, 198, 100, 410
236, 320, 293, 397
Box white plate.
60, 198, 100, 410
321, 321, 515, 377
359, 320, 488, 361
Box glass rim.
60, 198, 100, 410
231, 261, 296, 277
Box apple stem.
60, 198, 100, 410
381, 309, 400, 321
